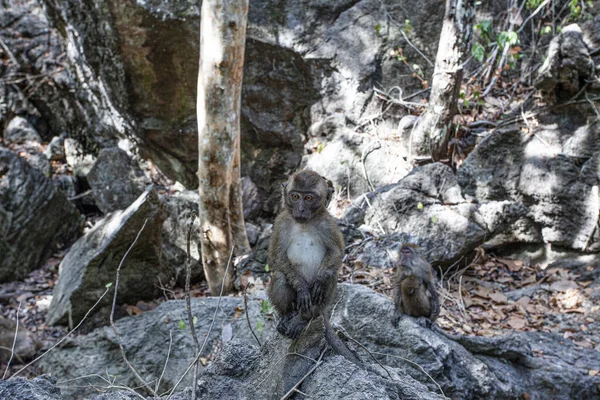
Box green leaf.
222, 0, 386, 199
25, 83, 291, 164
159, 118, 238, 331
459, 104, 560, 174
541, 26, 552, 35
178, 320, 186, 330
471, 43, 485, 62
264, 264, 270, 272
430, 215, 438, 224
105, 282, 113, 288
256, 321, 264, 333
317, 143, 324, 153
498, 31, 518, 48
417, 202, 424, 211
403, 19, 412, 34
193, 316, 198, 325
261, 299, 274, 315
374, 23, 382, 35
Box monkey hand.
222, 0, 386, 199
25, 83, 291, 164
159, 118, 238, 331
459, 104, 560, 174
311, 280, 327, 305
296, 286, 313, 314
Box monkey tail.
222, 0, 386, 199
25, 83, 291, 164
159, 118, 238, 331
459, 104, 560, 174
322, 313, 363, 367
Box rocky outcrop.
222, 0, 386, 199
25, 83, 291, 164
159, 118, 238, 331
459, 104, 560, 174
345, 163, 525, 267
458, 112, 600, 253
40, 291, 274, 399
46, 187, 168, 327
38, 284, 600, 399
0, 148, 83, 282
0, 316, 41, 363
0, 375, 62, 400
87, 147, 149, 213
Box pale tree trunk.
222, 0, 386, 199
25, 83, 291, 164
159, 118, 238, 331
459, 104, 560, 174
197, 0, 250, 295
412, 0, 476, 161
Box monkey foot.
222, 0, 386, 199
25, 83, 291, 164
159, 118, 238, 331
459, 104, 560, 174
276, 313, 308, 340
416, 316, 434, 329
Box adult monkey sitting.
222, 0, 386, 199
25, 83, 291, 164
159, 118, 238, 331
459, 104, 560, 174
267, 169, 360, 365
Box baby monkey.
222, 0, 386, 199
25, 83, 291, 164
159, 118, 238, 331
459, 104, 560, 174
392, 244, 440, 327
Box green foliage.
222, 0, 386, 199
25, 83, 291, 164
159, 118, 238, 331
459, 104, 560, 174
193, 316, 198, 325
264, 264, 270, 272
497, 31, 519, 49
403, 19, 412, 34
526, 0, 544, 9
374, 23, 382, 36
430, 215, 438, 224
541, 26, 552, 35
261, 299, 274, 315
256, 320, 264, 333
105, 282, 113, 288
471, 42, 485, 62
417, 202, 424, 211
178, 320, 186, 330
475, 20, 493, 43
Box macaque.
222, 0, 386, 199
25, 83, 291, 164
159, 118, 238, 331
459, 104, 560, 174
392, 244, 440, 327
268, 170, 360, 365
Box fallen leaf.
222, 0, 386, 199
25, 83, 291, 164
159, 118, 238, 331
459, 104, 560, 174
590, 370, 599, 377
508, 317, 526, 330
233, 306, 243, 319
516, 296, 531, 306
577, 281, 594, 288
489, 292, 508, 304
200, 357, 209, 366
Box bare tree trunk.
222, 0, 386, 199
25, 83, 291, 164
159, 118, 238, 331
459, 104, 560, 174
197, 0, 250, 295
411, 0, 476, 161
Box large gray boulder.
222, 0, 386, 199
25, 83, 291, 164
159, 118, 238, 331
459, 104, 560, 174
3, 116, 42, 144
0, 148, 82, 282
458, 112, 600, 252
40, 292, 275, 399
39, 284, 600, 399
87, 147, 149, 213
350, 163, 525, 266
46, 187, 168, 327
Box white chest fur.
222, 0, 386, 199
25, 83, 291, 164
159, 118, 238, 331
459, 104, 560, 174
286, 225, 326, 282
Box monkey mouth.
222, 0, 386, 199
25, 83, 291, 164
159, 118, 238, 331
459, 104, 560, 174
292, 214, 310, 223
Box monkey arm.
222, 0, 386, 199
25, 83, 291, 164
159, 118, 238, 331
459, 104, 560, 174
312, 247, 342, 306
427, 278, 440, 321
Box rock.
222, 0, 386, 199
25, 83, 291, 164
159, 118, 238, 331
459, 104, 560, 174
63, 138, 96, 178
24, 152, 51, 178
30, 284, 600, 399
458, 115, 600, 252
46, 187, 168, 327
162, 190, 200, 262
3, 116, 42, 144
0, 375, 62, 400
305, 129, 412, 198
0, 0, 131, 149
87, 147, 149, 213
40, 292, 275, 399
0, 316, 41, 363
161, 190, 203, 285
359, 163, 525, 266
0, 148, 83, 282
241, 177, 262, 220
535, 24, 595, 100
44, 136, 66, 161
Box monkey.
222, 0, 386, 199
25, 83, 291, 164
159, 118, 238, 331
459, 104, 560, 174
391, 244, 440, 328
267, 169, 361, 365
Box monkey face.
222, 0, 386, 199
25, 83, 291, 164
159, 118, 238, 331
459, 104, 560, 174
282, 170, 331, 223
399, 244, 420, 270
286, 190, 322, 222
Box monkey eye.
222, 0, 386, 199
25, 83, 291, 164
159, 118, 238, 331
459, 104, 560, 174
290, 193, 300, 201
401, 247, 412, 255
304, 194, 315, 202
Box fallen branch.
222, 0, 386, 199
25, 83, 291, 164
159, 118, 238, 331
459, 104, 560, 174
243, 286, 262, 347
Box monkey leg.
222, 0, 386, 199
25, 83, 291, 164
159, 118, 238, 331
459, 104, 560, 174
268, 271, 297, 315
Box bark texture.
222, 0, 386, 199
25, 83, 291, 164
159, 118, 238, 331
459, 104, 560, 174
197, 0, 250, 295
412, 0, 476, 161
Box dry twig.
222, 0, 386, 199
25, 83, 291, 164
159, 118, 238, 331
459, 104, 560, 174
2, 301, 22, 379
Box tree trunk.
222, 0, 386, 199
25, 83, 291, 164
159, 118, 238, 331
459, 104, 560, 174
411, 0, 476, 161
197, 0, 250, 295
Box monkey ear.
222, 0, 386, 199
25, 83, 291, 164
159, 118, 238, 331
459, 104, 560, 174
325, 179, 334, 207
